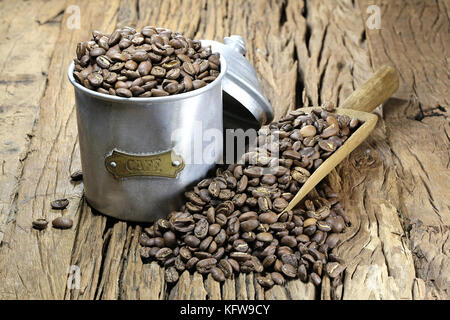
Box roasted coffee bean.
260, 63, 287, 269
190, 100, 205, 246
330, 216, 346, 233
317, 220, 332, 232
179, 247, 192, 261
256, 232, 273, 242
153, 237, 165, 248
155, 248, 173, 261
210, 267, 225, 282
215, 214, 227, 227
233, 239, 249, 253
240, 219, 259, 232
218, 259, 233, 278
325, 262, 345, 278
259, 211, 278, 224
199, 236, 213, 251
227, 217, 240, 235
313, 260, 323, 276
244, 167, 263, 178
116, 87, 132, 97
165, 266, 179, 283
281, 235, 297, 248
271, 272, 286, 286
51, 199, 69, 210
52, 217, 73, 229
70, 170, 83, 181
32, 218, 48, 230
229, 252, 251, 262
281, 263, 297, 278
195, 251, 212, 260
163, 231, 177, 248
262, 255, 277, 268
208, 223, 221, 236
310, 272, 322, 286
184, 235, 200, 247
194, 219, 209, 239
326, 233, 340, 249
196, 257, 217, 270
256, 274, 274, 288
272, 198, 288, 213
139, 233, 154, 247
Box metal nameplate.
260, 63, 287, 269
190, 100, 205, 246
105, 149, 184, 179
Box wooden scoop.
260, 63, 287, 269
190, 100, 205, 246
283, 66, 399, 213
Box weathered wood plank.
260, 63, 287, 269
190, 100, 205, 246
0, 0, 64, 245
64, 204, 106, 300
359, 0, 449, 300
0, 0, 121, 300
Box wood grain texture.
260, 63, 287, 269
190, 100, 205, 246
360, 0, 449, 300
0, 0, 447, 300
0, 0, 64, 245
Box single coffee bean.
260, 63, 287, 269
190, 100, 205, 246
194, 219, 209, 239
70, 170, 83, 181
313, 260, 323, 276
240, 219, 259, 232
298, 264, 308, 282
165, 266, 179, 283
244, 167, 264, 178
262, 255, 277, 268
271, 272, 286, 286
199, 236, 213, 251
155, 248, 173, 261
281, 263, 297, 278
259, 211, 278, 224
163, 231, 177, 248
256, 232, 273, 242
281, 235, 297, 248
325, 262, 345, 278
186, 257, 199, 270
32, 218, 48, 230
210, 267, 225, 282
310, 272, 322, 286
272, 198, 288, 213
150, 88, 169, 97
184, 235, 200, 247
90, 47, 105, 57
52, 217, 73, 229
325, 233, 340, 249
51, 199, 69, 210
116, 88, 132, 97
256, 274, 274, 288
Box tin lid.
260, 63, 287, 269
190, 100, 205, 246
201, 36, 274, 130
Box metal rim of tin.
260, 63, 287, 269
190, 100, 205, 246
67, 54, 227, 104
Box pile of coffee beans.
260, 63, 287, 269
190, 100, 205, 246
140, 105, 358, 288
73, 26, 221, 97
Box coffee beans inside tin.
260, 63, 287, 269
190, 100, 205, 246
73, 26, 221, 98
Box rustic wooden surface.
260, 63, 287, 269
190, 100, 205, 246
0, 0, 448, 300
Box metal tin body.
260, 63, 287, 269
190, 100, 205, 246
67, 56, 227, 222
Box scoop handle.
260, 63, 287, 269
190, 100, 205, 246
340, 66, 399, 112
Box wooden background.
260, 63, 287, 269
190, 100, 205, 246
0, 0, 448, 300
